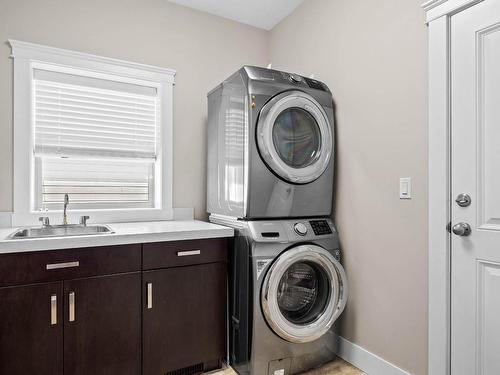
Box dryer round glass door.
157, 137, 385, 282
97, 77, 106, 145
261, 244, 348, 343
273, 108, 321, 169
256, 91, 333, 184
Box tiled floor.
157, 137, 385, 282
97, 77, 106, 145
210, 358, 365, 375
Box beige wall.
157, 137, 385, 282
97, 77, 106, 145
0, 0, 269, 219
270, 1, 428, 374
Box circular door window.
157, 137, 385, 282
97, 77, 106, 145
257, 91, 333, 184
261, 245, 348, 343
272, 108, 321, 169
277, 261, 330, 324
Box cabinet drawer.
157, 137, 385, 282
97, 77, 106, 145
0, 244, 141, 287
143, 238, 228, 270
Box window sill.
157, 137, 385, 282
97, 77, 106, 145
10, 207, 194, 227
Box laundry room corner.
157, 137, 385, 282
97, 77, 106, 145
5, 0, 486, 373
269, 1, 428, 375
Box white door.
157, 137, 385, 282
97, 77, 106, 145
451, 1, 500, 374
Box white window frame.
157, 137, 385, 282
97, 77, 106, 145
9, 40, 176, 226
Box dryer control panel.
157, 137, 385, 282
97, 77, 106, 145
244, 66, 329, 92
246, 218, 337, 243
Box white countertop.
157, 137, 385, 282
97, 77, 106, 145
0, 220, 234, 254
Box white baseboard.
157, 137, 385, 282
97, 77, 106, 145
335, 334, 411, 375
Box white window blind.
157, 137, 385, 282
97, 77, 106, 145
34, 69, 158, 159
33, 69, 160, 209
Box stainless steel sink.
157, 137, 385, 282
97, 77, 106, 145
8, 224, 114, 239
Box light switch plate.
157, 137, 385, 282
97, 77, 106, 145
400, 177, 412, 199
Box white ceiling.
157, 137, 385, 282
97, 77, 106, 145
166, 0, 304, 30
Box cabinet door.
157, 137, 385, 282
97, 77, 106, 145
143, 263, 227, 375
0, 282, 63, 375
64, 272, 141, 375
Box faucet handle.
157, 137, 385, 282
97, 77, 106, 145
39, 216, 50, 227
79, 215, 90, 226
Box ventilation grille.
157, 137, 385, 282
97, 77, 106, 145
164, 363, 204, 375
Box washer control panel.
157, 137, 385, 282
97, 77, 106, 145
247, 218, 337, 242
293, 222, 308, 236
309, 220, 333, 235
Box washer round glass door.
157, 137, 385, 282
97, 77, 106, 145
256, 91, 333, 184
261, 244, 348, 343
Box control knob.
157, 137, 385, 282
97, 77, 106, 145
294, 222, 308, 236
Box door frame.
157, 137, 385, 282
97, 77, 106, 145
423, 1, 485, 374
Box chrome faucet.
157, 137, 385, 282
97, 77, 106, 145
63, 194, 69, 225
79, 215, 90, 226
39, 216, 50, 227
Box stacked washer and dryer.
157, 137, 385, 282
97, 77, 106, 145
207, 66, 348, 375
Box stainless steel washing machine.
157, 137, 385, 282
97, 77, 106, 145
207, 66, 335, 219
210, 215, 348, 375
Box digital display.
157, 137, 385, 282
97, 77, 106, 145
309, 220, 332, 235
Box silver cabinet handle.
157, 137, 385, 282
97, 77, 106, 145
177, 250, 201, 257
50, 294, 57, 325
69, 292, 75, 322
147, 283, 153, 309
46, 261, 80, 270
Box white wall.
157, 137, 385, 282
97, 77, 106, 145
0, 0, 269, 219
270, 1, 428, 374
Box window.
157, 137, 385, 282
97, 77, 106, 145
10, 40, 175, 225
33, 70, 158, 210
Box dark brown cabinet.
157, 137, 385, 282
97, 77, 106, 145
0, 244, 142, 375
143, 263, 227, 375
0, 274, 141, 375
0, 238, 229, 375
64, 273, 141, 375
0, 282, 63, 375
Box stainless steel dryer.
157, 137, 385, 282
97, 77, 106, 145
207, 66, 335, 219
210, 215, 348, 375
